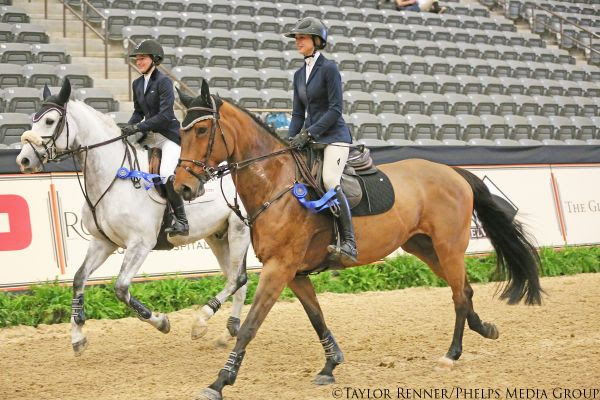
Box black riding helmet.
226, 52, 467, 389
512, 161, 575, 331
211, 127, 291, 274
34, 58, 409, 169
129, 39, 164, 65
284, 17, 328, 50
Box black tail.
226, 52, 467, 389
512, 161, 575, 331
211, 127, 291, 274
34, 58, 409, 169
453, 167, 543, 305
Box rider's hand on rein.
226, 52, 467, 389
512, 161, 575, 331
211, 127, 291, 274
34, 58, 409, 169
290, 129, 312, 149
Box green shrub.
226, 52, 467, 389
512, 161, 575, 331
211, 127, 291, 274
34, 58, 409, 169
1, 247, 599, 327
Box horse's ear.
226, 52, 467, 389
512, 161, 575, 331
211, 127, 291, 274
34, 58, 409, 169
200, 78, 211, 106
57, 78, 71, 106
43, 84, 51, 100
176, 86, 194, 109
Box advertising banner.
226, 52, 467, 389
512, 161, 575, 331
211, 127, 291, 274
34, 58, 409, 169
1, 164, 599, 289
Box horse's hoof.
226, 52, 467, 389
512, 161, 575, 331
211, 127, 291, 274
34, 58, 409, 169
485, 323, 499, 340
191, 320, 209, 340
312, 374, 335, 385
72, 338, 88, 356
435, 356, 455, 370
158, 314, 171, 334
196, 388, 222, 400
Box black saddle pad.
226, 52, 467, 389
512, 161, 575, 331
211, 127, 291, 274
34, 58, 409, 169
350, 169, 395, 217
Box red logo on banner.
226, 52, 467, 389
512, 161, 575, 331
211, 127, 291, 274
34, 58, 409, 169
0, 194, 33, 251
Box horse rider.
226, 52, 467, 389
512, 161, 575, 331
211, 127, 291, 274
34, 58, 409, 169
120, 39, 189, 236
284, 17, 358, 263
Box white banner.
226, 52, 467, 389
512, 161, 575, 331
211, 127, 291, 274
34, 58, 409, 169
1, 164, 599, 289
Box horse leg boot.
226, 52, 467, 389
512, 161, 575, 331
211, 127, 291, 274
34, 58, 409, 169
327, 186, 358, 263
165, 175, 189, 236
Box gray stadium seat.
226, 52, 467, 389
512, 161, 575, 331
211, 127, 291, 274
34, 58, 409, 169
373, 38, 398, 55
255, 15, 280, 33
519, 78, 545, 96
402, 55, 428, 75
457, 42, 481, 59
539, 79, 564, 97
506, 60, 530, 79
178, 27, 208, 48
172, 66, 203, 92
201, 48, 233, 68
364, 72, 390, 92
447, 57, 472, 76
456, 114, 485, 141
422, 93, 449, 115
258, 32, 285, 51
4, 87, 41, 114
406, 114, 435, 141
129, 10, 158, 27
352, 37, 377, 54
232, 15, 257, 32
152, 26, 180, 47
435, 75, 461, 94
259, 69, 290, 90
480, 114, 508, 139
350, 113, 382, 139
548, 116, 577, 141
533, 95, 560, 117
122, 25, 153, 44
231, 31, 260, 53
230, 88, 263, 109
397, 92, 425, 115
201, 67, 235, 90
0, 112, 31, 145
12, 23, 48, 44
387, 73, 414, 93
256, 2, 278, 18
232, 49, 260, 70
468, 138, 494, 146
494, 138, 520, 146
570, 116, 596, 140
501, 77, 525, 95
183, 0, 209, 13
134, 0, 160, 11
358, 53, 384, 73
340, 71, 366, 92
504, 114, 532, 140
0, 63, 25, 88
457, 75, 482, 95
232, 0, 257, 17
412, 74, 438, 93
446, 93, 473, 115
55, 64, 92, 88
0, 22, 14, 42
0, 6, 29, 23
512, 94, 538, 116
378, 113, 409, 141
577, 81, 600, 98
379, 54, 404, 74
257, 50, 286, 70
261, 89, 292, 109
518, 139, 543, 146
181, 12, 208, 29
432, 114, 460, 140
31, 44, 69, 65
345, 91, 375, 113
553, 96, 580, 117
205, 29, 234, 50
160, 0, 185, 12
233, 68, 261, 90
396, 39, 419, 56
468, 94, 495, 115
0, 43, 32, 65
75, 88, 119, 113
331, 52, 360, 72
22, 63, 58, 88
207, 0, 232, 14
572, 97, 598, 118
527, 115, 554, 141
490, 94, 517, 116
487, 59, 511, 78
174, 46, 205, 68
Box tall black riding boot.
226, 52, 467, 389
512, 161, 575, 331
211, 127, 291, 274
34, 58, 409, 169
327, 186, 358, 263
164, 175, 189, 236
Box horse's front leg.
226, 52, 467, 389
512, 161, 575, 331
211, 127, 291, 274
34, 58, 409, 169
197, 262, 295, 400
71, 238, 117, 356
288, 275, 344, 385
192, 234, 248, 341
114, 243, 170, 333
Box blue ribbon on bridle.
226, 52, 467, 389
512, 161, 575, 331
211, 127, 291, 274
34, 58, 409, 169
292, 183, 338, 213
116, 167, 161, 190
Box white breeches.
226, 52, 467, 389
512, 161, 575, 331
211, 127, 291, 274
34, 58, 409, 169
322, 143, 349, 190
143, 132, 181, 178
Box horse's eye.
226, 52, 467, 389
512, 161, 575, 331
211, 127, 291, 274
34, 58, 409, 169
46, 119, 54, 126
197, 127, 207, 134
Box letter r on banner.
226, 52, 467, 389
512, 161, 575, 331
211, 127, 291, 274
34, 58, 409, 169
0, 194, 32, 251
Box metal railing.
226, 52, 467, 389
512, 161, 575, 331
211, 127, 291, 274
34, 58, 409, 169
47, 0, 110, 78
529, 3, 600, 60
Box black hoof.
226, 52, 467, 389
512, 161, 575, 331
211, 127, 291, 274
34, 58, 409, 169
197, 388, 222, 400
313, 374, 335, 385
72, 338, 88, 356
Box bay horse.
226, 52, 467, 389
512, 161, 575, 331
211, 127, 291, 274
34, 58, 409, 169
15, 79, 251, 355
174, 80, 542, 400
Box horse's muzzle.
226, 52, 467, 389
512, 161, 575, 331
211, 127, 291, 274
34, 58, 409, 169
178, 181, 205, 201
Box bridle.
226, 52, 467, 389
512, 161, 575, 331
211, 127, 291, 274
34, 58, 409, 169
24, 100, 143, 245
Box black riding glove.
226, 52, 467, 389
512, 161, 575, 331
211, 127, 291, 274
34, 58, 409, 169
290, 129, 312, 149
121, 123, 140, 136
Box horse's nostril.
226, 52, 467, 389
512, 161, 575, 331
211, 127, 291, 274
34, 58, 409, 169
181, 185, 193, 200
21, 157, 30, 167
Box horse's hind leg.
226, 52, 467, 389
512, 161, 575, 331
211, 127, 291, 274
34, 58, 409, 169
288, 275, 344, 385
193, 232, 248, 341
114, 243, 170, 333
71, 238, 117, 356
464, 279, 499, 340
